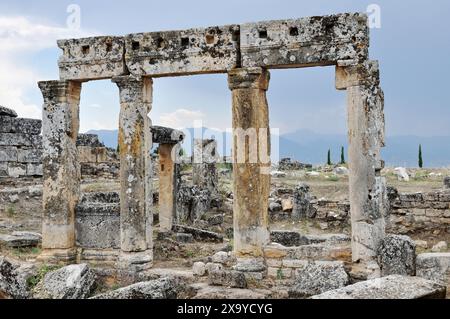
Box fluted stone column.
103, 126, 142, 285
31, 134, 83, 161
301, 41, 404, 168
228, 67, 271, 257
38, 80, 81, 264
113, 76, 153, 274
336, 60, 387, 271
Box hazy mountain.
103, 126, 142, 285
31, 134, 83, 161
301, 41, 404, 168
88, 128, 450, 168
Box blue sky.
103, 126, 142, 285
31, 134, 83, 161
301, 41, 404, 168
1, 0, 449, 136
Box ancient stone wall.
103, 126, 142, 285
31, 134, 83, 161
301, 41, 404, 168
388, 188, 450, 235
0, 106, 43, 178
269, 184, 450, 236
0, 107, 118, 180
77, 134, 119, 178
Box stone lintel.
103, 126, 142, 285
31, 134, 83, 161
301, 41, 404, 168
125, 25, 240, 77
58, 36, 126, 81
241, 13, 369, 69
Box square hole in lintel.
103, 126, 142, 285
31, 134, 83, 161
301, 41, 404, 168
258, 29, 268, 39
81, 45, 90, 54
132, 41, 140, 50
289, 27, 299, 36
181, 37, 190, 47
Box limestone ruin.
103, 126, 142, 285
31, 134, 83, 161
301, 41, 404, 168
37, 12, 386, 276
0, 12, 448, 300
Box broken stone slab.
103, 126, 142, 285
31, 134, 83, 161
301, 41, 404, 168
377, 234, 416, 276
288, 261, 349, 298
0, 256, 35, 299
172, 225, 223, 243
416, 253, 450, 296
33, 264, 97, 299
0, 106, 17, 118
311, 275, 446, 299
0, 231, 42, 248
92, 277, 182, 299
270, 230, 309, 247
208, 270, 247, 289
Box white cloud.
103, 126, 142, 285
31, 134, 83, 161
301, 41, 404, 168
156, 109, 206, 129
0, 15, 97, 119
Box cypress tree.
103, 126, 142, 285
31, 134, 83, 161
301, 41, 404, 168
418, 144, 423, 168
340, 146, 346, 164
327, 149, 332, 166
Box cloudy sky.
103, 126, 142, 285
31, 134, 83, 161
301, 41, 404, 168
0, 0, 449, 136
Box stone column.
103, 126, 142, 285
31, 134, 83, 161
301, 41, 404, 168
228, 67, 271, 257
193, 139, 218, 196
336, 61, 387, 269
158, 143, 178, 233
112, 76, 153, 274
38, 80, 81, 264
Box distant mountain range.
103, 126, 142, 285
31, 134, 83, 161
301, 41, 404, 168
87, 128, 450, 168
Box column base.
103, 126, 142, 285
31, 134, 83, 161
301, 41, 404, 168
117, 250, 153, 284
37, 248, 77, 265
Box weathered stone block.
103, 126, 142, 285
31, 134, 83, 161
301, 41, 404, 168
58, 36, 126, 81
270, 230, 309, 247
0, 116, 12, 132
92, 278, 182, 299
241, 13, 368, 69
0, 162, 7, 176
311, 275, 446, 299
416, 253, 450, 297
17, 148, 42, 163
288, 261, 349, 298
377, 235, 416, 276
125, 25, 239, 77
0, 133, 41, 147
7, 163, 26, 178
0, 146, 18, 162
75, 201, 120, 249
33, 264, 97, 299
208, 270, 247, 289
10, 118, 42, 134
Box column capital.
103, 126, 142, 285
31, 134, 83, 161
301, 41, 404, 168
38, 80, 81, 103
335, 60, 380, 90
228, 67, 270, 91
112, 75, 153, 104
